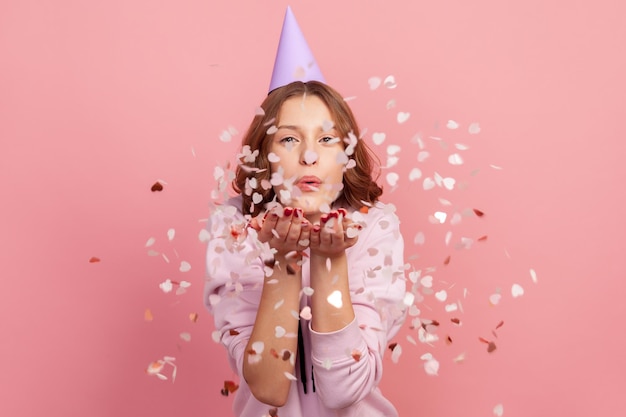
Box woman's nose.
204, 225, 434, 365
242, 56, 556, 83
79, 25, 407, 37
300, 146, 319, 166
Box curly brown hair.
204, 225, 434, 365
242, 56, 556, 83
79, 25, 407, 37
233, 81, 382, 217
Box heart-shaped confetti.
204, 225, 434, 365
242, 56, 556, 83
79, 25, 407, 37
417, 151, 430, 162
387, 144, 401, 155
383, 75, 397, 89
511, 283, 524, 298
403, 292, 415, 306
493, 404, 504, 417
397, 112, 410, 124
433, 211, 447, 224
268, 152, 280, 163
435, 290, 448, 302
368, 76, 382, 90
304, 150, 318, 165
489, 293, 502, 305
448, 153, 464, 165
327, 290, 343, 308
423, 177, 436, 190
300, 306, 312, 320
372, 132, 386, 145
179, 261, 191, 272
469, 122, 481, 134
386, 172, 399, 187
408, 168, 422, 181
446, 120, 459, 129
424, 357, 439, 376
442, 177, 456, 190
275, 326, 286, 338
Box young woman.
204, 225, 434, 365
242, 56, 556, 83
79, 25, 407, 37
204, 81, 407, 417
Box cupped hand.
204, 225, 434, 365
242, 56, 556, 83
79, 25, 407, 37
309, 209, 361, 258
252, 206, 310, 258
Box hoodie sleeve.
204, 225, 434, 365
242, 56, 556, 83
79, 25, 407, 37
203, 203, 273, 377
308, 204, 408, 409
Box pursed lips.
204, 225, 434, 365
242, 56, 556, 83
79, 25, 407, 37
295, 176, 322, 191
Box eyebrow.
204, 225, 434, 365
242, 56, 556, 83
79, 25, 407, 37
275, 125, 338, 133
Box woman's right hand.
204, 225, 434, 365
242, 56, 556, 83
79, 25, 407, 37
252, 206, 310, 258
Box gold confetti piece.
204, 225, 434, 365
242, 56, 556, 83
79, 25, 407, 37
189, 312, 198, 323
450, 318, 461, 325
477, 235, 488, 242
351, 350, 362, 362
270, 348, 279, 359
473, 208, 485, 217
88, 256, 100, 263
229, 329, 240, 336
495, 320, 504, 330
151, 181, 163, 192
487, 341, 497, 353
443, 255, 451, 265
388, 342, 398, 351
144, 308, 153, 322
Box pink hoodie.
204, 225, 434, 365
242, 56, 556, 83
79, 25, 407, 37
204, 196, 407, 417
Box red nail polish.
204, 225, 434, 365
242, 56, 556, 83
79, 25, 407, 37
294, 208, 302, 218
329, 211, 339, 219
320, 214, 328, 223
284, 207, 293, 216
313, 225, 321, 232
338, 208, 347, 217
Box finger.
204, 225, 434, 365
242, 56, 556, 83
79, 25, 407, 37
309, 223, 321, 248
257, 210, 279, 242
297, 220, 311, 248
273, 206, 295, 241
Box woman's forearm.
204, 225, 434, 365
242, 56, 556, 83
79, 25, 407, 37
243, 256, 302, 407
309, 252, 355, 333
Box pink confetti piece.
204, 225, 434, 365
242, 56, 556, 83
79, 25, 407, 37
383, 75, 397, 89
146, 356, 177, 382
368, 76, 382, 90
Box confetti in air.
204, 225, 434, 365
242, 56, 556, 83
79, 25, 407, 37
151, 181, 164, 192
146, 356, 177, 382
136, 72, 537, 417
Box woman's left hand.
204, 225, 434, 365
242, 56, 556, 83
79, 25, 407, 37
309, 209, 361, 258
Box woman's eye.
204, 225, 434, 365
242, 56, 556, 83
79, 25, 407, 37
280, 136, 297, 143
321, 136, 339, 144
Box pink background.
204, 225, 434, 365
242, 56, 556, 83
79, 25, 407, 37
2, 0, 625, 416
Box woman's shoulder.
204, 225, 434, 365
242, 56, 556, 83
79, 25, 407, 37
210, 195, 244, 219
349, 201, 401, 228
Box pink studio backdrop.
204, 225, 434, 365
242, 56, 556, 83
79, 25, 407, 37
1, 1, 625, 416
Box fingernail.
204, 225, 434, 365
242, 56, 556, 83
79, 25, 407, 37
284, 207, 293, 216
320, 214, 329, 223
329, 211, 339, 219
301, 219, 310, 228
313, 225, 321, 232
294, 208, 302, 218
338, 208, 347, 217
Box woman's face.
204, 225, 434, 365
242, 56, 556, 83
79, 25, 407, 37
269, 94, 345, 222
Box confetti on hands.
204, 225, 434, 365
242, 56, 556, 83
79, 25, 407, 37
253, 206, 311, 259
308, 209, 361, 258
